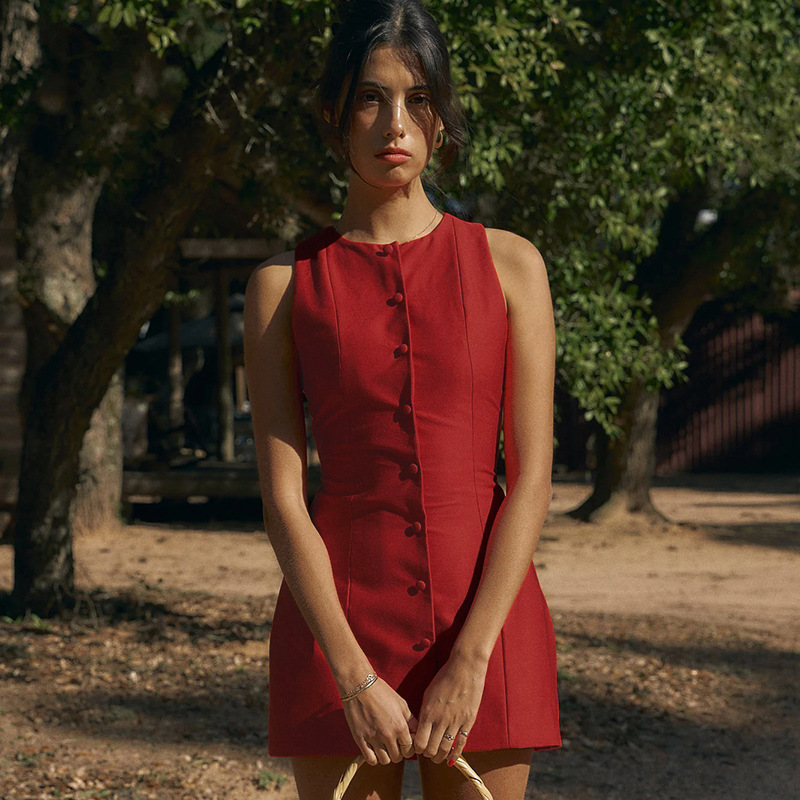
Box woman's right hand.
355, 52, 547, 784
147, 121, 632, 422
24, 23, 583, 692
341, 678, 417, 765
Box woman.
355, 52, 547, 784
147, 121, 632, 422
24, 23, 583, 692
243, 1, 560, 797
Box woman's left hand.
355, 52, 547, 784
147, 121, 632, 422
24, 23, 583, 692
413, 652, 488, 764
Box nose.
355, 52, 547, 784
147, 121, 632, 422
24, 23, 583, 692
384, 98, 406, 138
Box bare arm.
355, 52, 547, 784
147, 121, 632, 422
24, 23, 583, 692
243, 254, 373, 693
411, 229, 556, 760
450, 229, 556, 666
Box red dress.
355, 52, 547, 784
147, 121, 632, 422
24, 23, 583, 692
267, 211, 561, 757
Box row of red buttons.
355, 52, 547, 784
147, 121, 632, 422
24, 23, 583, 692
387, 277, 431, 651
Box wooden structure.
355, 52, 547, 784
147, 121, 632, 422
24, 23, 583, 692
657, 300, 800, 473
175, 236, 283, 463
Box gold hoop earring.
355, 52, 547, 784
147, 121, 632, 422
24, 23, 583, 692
435, 129, 444, 148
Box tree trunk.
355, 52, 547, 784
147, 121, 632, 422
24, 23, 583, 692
10, 99, 242, 617
74, 366, 124, 533
12, 145, 119, 609
572, 378, 664, 522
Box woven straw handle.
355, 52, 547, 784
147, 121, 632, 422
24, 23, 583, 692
331, 753, 493, 800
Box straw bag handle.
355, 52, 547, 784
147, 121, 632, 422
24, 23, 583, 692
331, 753, 493, 800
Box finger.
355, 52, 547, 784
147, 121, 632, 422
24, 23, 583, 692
374, 746, 392, 766
413, 718, 432, 754
401, 710, 417, 757
359, 739, 379, 767
422, 721, 448, 760
436, 730, 459, 763
384, 735, 403, 764
399, 733, 415, 759
447, 728, 469, 766
433, 727, 457, 764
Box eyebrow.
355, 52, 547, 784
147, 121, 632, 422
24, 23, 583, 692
358, 81, 430, 91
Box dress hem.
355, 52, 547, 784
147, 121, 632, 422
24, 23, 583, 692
267, 741, 563, 758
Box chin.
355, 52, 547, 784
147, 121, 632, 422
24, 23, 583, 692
359, 168, 421, 188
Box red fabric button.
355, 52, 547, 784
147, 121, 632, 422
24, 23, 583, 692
396, 343, 409, 354
408, 462, 419, 474
392, 291, 404, 303
411, 521, 422, 533
420, 637, 431, 648
383, 243, 394, 254
415, 580, 427, 591
400, 403, 412, 415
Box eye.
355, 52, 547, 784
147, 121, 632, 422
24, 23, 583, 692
360, 90, 381, 103
409, 94, 431, 106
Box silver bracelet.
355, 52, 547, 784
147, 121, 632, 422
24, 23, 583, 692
340, 672, 378, 702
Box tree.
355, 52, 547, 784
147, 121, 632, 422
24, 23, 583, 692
2, 0, 797, 616
450, 0, 799, 519
2, 0, 318, 615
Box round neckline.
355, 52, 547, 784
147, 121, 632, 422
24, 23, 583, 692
327, 212, 449, 247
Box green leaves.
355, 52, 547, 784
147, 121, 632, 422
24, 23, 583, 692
94, 1, 234, 63
439, 0, 797, 436
20, 0, 796, 443
96, 1, 141, 30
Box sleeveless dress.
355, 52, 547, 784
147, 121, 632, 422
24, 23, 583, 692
267, 211, 561, 757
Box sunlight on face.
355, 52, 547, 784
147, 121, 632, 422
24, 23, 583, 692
340, 44, 441, 184
353, 45, 436, 131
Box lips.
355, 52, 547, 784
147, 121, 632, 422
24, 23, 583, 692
376, 148, 412, 156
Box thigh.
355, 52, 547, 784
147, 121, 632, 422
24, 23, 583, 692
291, 755, 405, 800
418, 748, 533, 800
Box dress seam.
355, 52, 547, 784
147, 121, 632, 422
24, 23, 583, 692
456, 220, 510, 744
453, 221, 485, 546
323, 243, 353, 618
544, 602, 561, 730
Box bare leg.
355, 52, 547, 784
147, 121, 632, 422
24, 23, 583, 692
418, 748, 533, 800
291, 755, 406, 800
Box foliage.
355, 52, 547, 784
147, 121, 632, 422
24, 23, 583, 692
440, 0, 799, 433
8, 0, 798, 438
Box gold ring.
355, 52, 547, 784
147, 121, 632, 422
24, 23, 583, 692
458, 730, 469, 737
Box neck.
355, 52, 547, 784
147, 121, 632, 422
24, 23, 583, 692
334, 174, 440, 243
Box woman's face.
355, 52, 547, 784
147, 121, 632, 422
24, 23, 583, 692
336, 44, 441, 188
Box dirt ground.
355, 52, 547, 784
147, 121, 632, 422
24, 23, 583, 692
1, 477, 798, 800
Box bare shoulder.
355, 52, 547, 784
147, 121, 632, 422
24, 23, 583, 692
485, 227, 547, 277
244, 248, 295, 326
484, 227, 550, 314
246, 248, 295, 295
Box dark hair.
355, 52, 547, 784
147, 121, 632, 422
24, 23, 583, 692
314, 0, 469, 177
